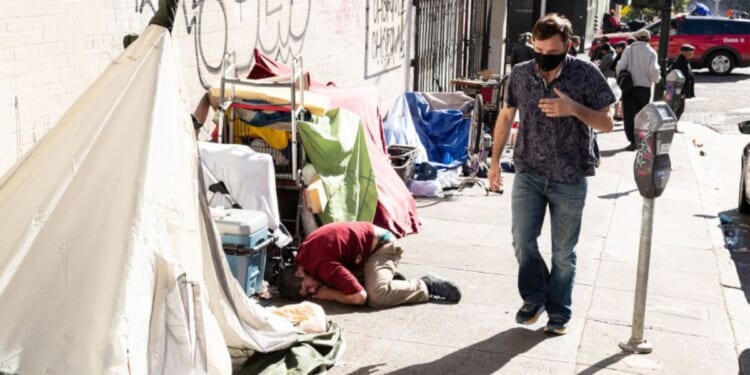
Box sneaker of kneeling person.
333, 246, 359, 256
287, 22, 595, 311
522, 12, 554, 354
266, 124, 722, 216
544, 316, 569, 335
420, 274, 461, 303
515, 303, 545, 325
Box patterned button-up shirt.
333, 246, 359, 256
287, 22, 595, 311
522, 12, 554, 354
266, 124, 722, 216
505, 54, 616, 184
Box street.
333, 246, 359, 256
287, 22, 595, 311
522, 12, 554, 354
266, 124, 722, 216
682, 67, 750, 133
318, 67, 750, 374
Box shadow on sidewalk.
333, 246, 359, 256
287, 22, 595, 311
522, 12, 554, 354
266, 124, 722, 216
365, 327, 547, 375
716, 209, 750, 303
576, 352, 630, 375
599, 147, 630, 158
695, 71, 750, 84
598, 189, 638, 200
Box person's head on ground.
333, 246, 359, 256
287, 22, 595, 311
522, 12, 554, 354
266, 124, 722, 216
680, 44, 696, 59
634, 29, 651, 42
615, 41, 626, 54
276, 265, 322, 300
532, 13, 573, 72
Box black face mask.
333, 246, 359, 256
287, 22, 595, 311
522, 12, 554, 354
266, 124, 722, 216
534, 51, 566, 72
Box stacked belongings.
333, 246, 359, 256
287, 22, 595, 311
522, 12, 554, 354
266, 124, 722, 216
0, 1, 343, 374
244, 50, 421, 238
383, 92, 475, 197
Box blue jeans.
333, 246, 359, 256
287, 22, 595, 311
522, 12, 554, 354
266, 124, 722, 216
511, 172, 587, 321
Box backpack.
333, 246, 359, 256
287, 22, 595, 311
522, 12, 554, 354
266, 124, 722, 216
616, 69, 634, 93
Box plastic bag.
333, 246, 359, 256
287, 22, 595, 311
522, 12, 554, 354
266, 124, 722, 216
272, 301, 327, 334
609, 77, 623, 101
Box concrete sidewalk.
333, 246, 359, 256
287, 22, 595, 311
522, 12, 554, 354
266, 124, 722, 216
321, 123, 748, 374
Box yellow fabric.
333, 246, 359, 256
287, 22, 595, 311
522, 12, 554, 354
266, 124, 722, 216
209, 80, 329, 116
232, 115, 290, 150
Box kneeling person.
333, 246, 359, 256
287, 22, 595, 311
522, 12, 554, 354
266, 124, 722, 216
277, 222, 461, 308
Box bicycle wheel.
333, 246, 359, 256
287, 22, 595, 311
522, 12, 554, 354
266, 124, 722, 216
469, 94, 484, 154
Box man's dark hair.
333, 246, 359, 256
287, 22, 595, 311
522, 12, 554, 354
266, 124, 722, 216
571, 35, 581, 43
276, 268, 303, 300
533, 14, 573, 43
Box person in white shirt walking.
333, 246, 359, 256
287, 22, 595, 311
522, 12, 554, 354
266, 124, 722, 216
616, 29, 660, 151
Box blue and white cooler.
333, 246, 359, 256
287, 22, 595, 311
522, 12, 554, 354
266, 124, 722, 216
214, 208, 272, 296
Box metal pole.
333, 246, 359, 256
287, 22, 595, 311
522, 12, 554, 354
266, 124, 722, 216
654, 0, 672, 101
619, 197, 655, 354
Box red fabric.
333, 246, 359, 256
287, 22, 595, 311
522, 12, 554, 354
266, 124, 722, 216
312, 86, 421, 237
295, 222, 375, 295
247, 49, 291, 79
247, 49, 420, 237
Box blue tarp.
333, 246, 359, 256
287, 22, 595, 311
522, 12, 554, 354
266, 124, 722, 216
402, 92, 469, 168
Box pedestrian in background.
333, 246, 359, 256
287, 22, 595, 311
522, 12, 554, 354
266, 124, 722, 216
616, 29, 660, 151
597, 44, 616, 78
611, 41, 627, 120
569, 35, 581, 56
511, 32, 534, 68
668, 44, 696, 121
592, 36, 611, 61
488, 13, 615, 335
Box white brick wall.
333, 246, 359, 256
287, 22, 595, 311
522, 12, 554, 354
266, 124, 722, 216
0, 0, 412, 175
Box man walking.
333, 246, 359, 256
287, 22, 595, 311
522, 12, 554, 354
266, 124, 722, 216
669, 44, 696, 121
616, 29, 660, 151
488, 14, 615, 335
276, 222, 461, 308
597, 43, 616, 78
511, 32, 535, 68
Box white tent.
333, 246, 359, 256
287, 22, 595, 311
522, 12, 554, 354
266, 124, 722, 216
0, 18, 298, 375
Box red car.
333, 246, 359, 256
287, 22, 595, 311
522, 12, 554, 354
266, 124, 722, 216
590, 15, 750, 74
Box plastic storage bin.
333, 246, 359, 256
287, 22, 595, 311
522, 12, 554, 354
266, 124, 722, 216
215, 209, 269, 249
225, 248, 267, 295
387, 145, 417, 183
215, 209, 272, 295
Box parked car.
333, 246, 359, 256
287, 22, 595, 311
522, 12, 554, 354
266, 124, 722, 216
590, 15, 750, 74
738, 121, 750, 213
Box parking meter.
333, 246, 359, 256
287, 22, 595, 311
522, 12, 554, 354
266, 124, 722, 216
633, 102, 677, 199
664, 70, 685, 115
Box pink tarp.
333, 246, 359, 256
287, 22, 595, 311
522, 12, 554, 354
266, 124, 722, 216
247, 50, 420, 237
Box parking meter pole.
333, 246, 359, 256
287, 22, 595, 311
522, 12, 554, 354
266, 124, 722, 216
622, 101, 677, 354
654, 0, 673, 101
619, 198, 655, 354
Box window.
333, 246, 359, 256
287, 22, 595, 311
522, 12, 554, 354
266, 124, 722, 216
648, 20, 679, 36
723, 21, 750, 35
647, 21, 662, 36
681, 19, 724, 35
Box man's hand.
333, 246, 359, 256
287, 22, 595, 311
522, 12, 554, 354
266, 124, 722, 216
538, 88, 580, 118
311, 286, 334, 300
488, 163, 503, 193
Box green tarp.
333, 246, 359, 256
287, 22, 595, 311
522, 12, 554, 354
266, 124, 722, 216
298, 108, 378, 224
237, 321, 345, 375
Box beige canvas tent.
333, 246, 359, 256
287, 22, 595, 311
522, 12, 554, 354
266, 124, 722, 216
0, 4, 298, 374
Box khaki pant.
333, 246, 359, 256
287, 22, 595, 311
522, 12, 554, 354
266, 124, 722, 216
363, 241, 430, 308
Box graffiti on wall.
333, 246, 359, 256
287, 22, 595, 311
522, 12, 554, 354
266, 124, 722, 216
135, 0, 310, 89
335, 0, 356, 35
253, 0, 311, 63
364, 0, 406, 79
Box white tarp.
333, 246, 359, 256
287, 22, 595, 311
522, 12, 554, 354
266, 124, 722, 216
198, 142, 291, 247
0, 24, 297, 375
